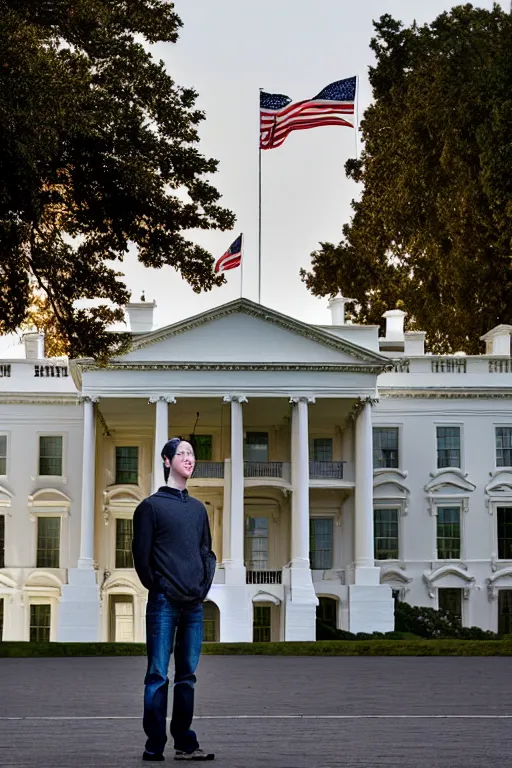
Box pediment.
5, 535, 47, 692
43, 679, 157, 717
0, 485, 13, 508
252, 590, 281, 605
28, 488, 71, 510
25, 570, 63, 589
374, 469, 410, 498
380, 567, 412, 585
424, 565, 475, 587
424, 469, 476, 494
113, 299, 388, 369
104, 485, 144, 507
485, 471, 512, 496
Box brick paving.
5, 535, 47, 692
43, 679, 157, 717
0, 655, 511, 767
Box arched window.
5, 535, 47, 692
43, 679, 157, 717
203, 601, 219, 642
317, 596, 337, 631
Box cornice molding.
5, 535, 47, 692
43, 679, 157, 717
76, 361, 385, 374
380, 389, 512, 400
0, 395, 80, 406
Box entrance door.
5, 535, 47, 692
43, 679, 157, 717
110, 595, 134, 642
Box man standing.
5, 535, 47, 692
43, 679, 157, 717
132, 437, 216, 762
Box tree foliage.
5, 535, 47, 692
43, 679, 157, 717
0, 0, 235, 360
301, 4, 512, 353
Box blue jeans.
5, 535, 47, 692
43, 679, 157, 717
143, 594, 203, 755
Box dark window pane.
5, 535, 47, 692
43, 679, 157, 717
498, 507, 512, 560
0, 515, 4, 568
437, 426, 461, 469
0, 435, 6, 475
312, 438, 333, 462
437, 507, 461, 559
309, 518, 333, 569
438, 588, 462, 623
245, 516, 268, 569
115, 518, 133, 569
203, 601, 219, 642
36, 517, 60, 568
373, 428, 399, 469
30, 604, 51, 642
115, 446, 138, 485
498, 590, 512, 635
244, 433, 268, 462
317, 597, 337, 630
253, 606, 271, 642
39, 436, 63, 476
194, 435, 212, 461
374, 509, 399, 560
496, 427, 512, 467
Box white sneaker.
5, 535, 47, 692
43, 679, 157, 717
174, 749, 215, 761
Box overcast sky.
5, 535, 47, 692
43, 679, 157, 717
1, 1, 507, 356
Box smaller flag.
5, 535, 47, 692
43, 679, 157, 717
260, 76, 356, 150
215, 234, 243, 273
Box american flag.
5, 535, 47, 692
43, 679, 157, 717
260, 77, 356, 150
215, 234, 243, 273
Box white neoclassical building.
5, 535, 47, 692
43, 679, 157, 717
1, 296, 512, 643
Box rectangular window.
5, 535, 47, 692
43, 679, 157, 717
0, 515, 4, 568
374, 508, 399, 560
115, 518, 133, 569
245, 516, 268, 569
437, 426, 461, 469
30, 604, 51, 642
312, 438, 333, 462
436, 507, 461, 560
496, 427, 512, 467
244, 432, 269, 463
194, 435, 213, 461
498, 590, 512, 635
253, 606, 271, 643
438, 587, 462, 622
36, 517, 60, 568
373, 427, 399, 469
115, 446, 139, 485
39, 436, 63, 476
309, 518, 333, 569
0, 435, 6, 475
202, 601, 218, 643
497, 507, 512, 560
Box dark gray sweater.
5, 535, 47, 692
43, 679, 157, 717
132, 486, 216, 605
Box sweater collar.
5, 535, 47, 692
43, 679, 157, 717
158, 485, 189, 499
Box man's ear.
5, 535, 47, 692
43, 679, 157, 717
163, 457, 172, 468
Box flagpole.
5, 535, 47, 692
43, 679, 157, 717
240, 232, 244, 298
354, 74, 360, 160
258, 88, 263, 304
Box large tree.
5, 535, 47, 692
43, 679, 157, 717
0, 0, 235, 360
301, 4, 512, 353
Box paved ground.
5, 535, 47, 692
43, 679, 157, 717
1, 655, 511, 767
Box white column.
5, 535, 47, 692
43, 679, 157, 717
78, 396, 98, 568
290, 396, 313, 567
222, 395, 246, 571
150, 396, 175, 492
354, 401, 377, 578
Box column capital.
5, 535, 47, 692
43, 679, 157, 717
223, 394, 248, 404
78, 395, 100, 404
148, 395, 176, 404
289, 396, 315, 405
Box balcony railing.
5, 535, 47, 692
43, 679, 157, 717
309, 461, 344, 479
246, 569, 282, 585
0, 364, 11, 378
192, 461, 225, 479
244, 461, 290, 481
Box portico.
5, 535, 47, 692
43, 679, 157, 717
64, 299, 394, 642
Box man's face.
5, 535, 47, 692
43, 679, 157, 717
171, 440, 195, 480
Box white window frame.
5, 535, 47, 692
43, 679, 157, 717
430, 498, 466, 563
494, 424, 512, 470
493, 503, 512, 565
309, 511, 338, 572
373, 503, 402, 563
28, 489, 71, 569
0, 432, 9, 478
436, 585, 467, 625
372, 424, 402, 471
36, 432, 67, 483
111, 511, 135, 571
434, 422, 464, 472
26, 597, 57, 642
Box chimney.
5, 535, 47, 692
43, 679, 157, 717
126, 298, 156, 333
480, 325, 512, 356
22, 331, 45, 359
404, 331, 426, 356
327, 294, 357, 325
379, 309, 406, 352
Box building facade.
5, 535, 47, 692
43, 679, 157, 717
1, 297, 512, 642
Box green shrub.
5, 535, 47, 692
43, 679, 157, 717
394, 601, 499, 640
